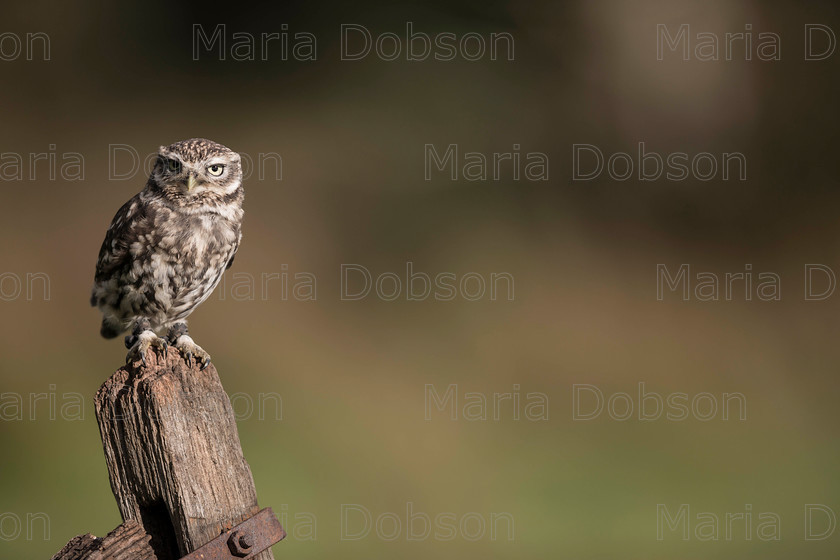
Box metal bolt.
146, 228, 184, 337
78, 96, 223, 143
227, 530, 253, 557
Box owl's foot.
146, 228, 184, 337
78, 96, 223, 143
124, 320, 168, 367
167, 323, 211, 370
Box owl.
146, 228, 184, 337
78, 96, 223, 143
91, 138, 244, 369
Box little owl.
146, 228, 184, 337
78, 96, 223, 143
91, 138, 244, 369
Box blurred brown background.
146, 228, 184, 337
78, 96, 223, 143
2, 0, 840, 558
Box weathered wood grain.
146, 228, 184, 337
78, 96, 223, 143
94, 348, 273, 560
51, 519, 156, 560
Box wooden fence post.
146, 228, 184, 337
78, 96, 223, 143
52, 346, 281, 559
94, 347, 275, 560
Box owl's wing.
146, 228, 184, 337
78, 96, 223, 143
91, 194, 148, 302
225, 232, 241, 270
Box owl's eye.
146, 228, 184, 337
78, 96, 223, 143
167, 159, 181, 173
207, 164, 225, 176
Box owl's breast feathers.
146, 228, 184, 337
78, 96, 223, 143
90, 190, 241, 321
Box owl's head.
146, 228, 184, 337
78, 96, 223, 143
151, 138, 243, 204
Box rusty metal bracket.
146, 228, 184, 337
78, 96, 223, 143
181, 507, 286, 560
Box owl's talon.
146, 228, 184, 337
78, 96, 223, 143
200, 357, 211, 371
168, 332, 210, 370
167, 322, 189, 345
125, 328, 167, 368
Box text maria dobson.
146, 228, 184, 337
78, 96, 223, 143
657, 264, 840, 302
192, 23, 516, 62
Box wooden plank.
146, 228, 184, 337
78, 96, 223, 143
94, 348, 274, 560
51, 520, 156, 560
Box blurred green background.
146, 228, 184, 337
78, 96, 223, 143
2, 0, 840, 558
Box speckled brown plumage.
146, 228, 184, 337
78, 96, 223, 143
91, 138, 244, 368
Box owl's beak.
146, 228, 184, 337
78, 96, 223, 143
187, 173, 198, 192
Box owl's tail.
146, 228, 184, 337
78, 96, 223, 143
100, 316, 125, 339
